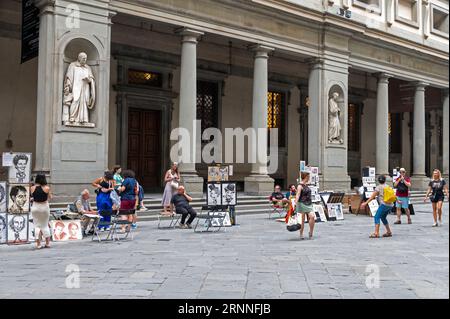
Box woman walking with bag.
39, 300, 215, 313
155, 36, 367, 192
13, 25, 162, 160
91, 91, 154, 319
30, 174, 52, 249
294, 171, 315, 240
161, 162, 181, 215
424, 169, 449, 227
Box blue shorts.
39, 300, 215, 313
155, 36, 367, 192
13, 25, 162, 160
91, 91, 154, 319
374, 204, 392, 225
396, 197, 409, 209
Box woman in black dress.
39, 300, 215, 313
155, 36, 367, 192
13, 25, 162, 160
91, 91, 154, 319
424, 169, 449, 227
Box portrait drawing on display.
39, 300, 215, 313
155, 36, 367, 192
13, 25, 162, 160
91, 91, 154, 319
8, 184, 30, 214
8, 153, 31, 183
0, 213, 7, 244
0, 182, 7, 212
221, 183, 237, 206
7, 214, 29, 244
207, 183, 222, 206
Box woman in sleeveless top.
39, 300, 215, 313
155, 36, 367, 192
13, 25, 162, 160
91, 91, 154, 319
294, 171, 315, 240
161, 162, 181, 215
30, 174, 52, 249
424, 169, 449, 227
92, 171, 115, 231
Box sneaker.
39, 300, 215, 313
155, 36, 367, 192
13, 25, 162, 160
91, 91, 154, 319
105, 226, 111, 231
178, 224, 187, 229
432, 223, 438, 227
394, 220, 401, 225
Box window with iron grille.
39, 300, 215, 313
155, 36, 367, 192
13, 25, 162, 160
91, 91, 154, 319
128, 69, 163, 87
267, 91, 286, 148
197, 81, 219, 140
348, 103, 360, 152
389, 113, 402, 153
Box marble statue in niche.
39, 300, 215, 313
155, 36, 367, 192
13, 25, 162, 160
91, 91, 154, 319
63, 52, 96, 127
328, 92, 343, 144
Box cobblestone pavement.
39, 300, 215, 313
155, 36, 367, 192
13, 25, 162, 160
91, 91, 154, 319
0, 203, 448, 299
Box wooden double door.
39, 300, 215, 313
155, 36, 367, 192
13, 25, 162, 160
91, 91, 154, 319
127, 108, 161, 190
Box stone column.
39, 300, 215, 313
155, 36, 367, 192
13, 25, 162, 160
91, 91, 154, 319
176, 28, 204, 196
443, 90, 449, 178
244, 44, 275, 195
411, 82, 429, 190
375, 73, 391, 177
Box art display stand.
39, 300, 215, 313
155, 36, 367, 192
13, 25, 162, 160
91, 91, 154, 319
361, 166, 377, 217
1, 152, 33, 245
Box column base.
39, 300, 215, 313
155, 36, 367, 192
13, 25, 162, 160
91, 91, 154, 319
410, 175, 430, 191
244, 174, 274, 196
320, 174, 352, 193
181, 173, 204, 198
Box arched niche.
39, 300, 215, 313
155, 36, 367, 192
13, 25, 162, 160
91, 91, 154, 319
62, 38, 100, 127
327, 84, 346, 145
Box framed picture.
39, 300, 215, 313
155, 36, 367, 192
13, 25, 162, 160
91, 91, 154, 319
313, 204, 327, 222
368, 201, 379, 217
311, 167, 319, 176
207, 183, 222, 206
218, 166, 229, 181
0, 212, 7, 244
299, 161, 306, 172
221, 182, 237, 206
8, 153, 32, 184
7, 213, 29, 245
326, 204, 337, 221
8, 184, 30, 214
0, 182, 7, 212
50, 220, 83, 241
207, 166, 220, 182
210, 211, 231, 227
369, 167, 376, 177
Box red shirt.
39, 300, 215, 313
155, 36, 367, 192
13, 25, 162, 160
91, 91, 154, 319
395, 176, 410, 197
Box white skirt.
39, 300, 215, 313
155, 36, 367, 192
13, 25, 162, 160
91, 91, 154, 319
31, 202, 51, 239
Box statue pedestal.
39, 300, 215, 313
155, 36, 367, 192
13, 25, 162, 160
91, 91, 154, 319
64, 121, 95, 128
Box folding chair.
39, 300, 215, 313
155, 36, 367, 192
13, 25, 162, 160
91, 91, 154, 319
157, 213, 181, 229
268, 202, 287, 219
194, 205, 226, 233
107, 209, 135, 241
92, 211, 113, 242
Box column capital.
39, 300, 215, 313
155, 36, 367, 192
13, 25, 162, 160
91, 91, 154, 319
35, 0, 56, 13
413, 81, 429, 90
249, 44, 274, 58
376, 72, 393, 83
175, 28, 204, 43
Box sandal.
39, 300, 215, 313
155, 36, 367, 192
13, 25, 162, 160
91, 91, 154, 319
382, 232, 392, 237
369, 233, 379, 238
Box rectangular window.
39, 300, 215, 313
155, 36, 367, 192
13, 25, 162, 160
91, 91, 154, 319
395, 0, 419, 27
347, 103, 360, 152
267, 91, 286, 148
389, 113, 402, 153
353, 0, 382, 13
197, 81, 219, 141
128, 69, 163, 87
431, 5, 449, 37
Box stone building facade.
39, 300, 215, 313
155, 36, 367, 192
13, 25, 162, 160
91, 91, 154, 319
0, 0, 448, 198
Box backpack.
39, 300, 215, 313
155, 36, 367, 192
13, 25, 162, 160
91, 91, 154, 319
383, 186, 397, 204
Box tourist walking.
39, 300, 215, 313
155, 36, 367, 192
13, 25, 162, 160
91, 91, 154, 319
294, 172, 315, 240
161, 162, 181, 215
92, 171, 115, 231
424, 169, 449, 227
30, 174, 52, 249
394, 168, 412, 224
362, 175, 395, 238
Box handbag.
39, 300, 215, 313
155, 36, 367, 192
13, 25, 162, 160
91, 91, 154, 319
170, 180, 179, 189
286, 213, 302, 232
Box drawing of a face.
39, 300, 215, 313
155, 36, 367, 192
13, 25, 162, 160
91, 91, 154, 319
0, 216, 6, 239
16, 160, 27, 173
223, 184, 235, 204
10, 186, 28, 213
209, 185, 220, 204
10, 215, 25, 234
54, 222, 66, 240
68, 223, 79, 238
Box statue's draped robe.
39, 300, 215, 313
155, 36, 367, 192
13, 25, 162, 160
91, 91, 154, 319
64, 62, 95, 124
328, 98, 341, 140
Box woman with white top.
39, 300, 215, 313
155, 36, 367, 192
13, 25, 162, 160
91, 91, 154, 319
161, 162, 181, 215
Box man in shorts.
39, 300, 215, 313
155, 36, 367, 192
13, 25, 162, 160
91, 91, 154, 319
393, 168, 412, 225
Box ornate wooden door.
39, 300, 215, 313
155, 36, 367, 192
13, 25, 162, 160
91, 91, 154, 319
127, 108, 161, 190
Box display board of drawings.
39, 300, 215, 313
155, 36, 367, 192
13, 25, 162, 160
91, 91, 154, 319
362, 166, 378, 217
299, 161, 345, 223
1, 152, 33, 245
205, 165, 236, 227
1, 152, 84, 245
